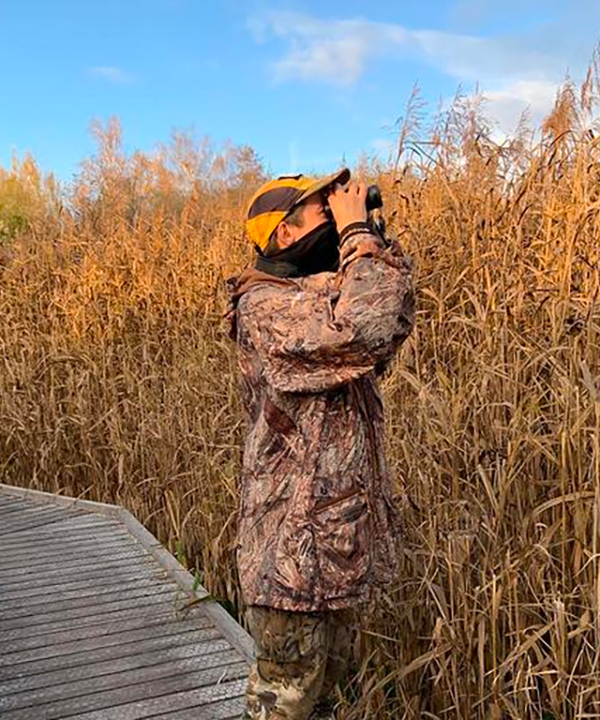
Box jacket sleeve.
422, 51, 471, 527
238, 234, 415, 393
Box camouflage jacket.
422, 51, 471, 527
228, 232, 415, 612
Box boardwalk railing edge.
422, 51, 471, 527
0, 482, 255, 664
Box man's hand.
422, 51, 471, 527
327, 181, 368, 233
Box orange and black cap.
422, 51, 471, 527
246, 168, 350, 250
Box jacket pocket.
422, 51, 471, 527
312, 490, 370, 589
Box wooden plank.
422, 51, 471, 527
0, 506, 119, 529
0, 502, 49, 517
0, 484, 126, 520
0, 509, 38, 523
0, 503, 76, 520
0, 666, 248, 720
0, 506, 74, 525
0, 567, 162, 599
0, 523, 134, 553
0, 541, 139, 570
0, 500, 70, 513
0, 494, 82, 511
0, 484, 254, 664
118, 510, 255, 664
0, 510, 94, 536
0, 626, 223, 679
0, 545, 157, 587
1, 597, 185, 642
0, 516, 124, 542
2, 515, 131, 552
0, 541, 153, 572
0, 516, 126, 546
0, 493, 30, 503
0, 554, 154, 584
0, 562, 166, 601
0, 573, 166, 609
198, 599, 255, 666
0, 481, 255, 720
1, 614, 214, 664
0, 636, 233, 696
0, 539, 146, 573
0, 532, 143, 561
0, 496, 40, 510
0, 553, 159, 586
0, 548, 143, 576
0, 648, 241, 711
0, 607, 192, 655
149, 697, 246, 720
0, 590, 181, 633
0, 524, 125, 549
0, 560, 163, 599
59, 678, 247, 720
0, 583, 179, 628
0, 581, 177, 621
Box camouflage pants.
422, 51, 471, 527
243, 606, 354, 720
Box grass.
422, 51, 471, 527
2, 76, 600, 717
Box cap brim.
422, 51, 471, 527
295, 167, 351, 206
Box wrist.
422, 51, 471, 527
339, 221, 373, 244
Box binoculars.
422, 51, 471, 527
365, 184, 383, 212
324, 184, 383, 219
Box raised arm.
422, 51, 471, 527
238, 233, 415, 393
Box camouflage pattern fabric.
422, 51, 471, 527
244, 605, 354, 720
228, 231, 415, 612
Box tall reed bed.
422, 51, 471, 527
1, 82, 600, 717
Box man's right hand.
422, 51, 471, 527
327, 181, 368, 233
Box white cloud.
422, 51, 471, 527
275, 35, 371, 87
252, 10, 592, 134
89, 66, 134, 84
255, 11, 564, 88
410, 30, 561, 84
483, 79, 559, 131
255, 13, 406, 86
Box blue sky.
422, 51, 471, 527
1, 0, 599, 180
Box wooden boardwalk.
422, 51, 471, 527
0, 483, 253, 720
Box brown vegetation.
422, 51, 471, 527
2, 75, 600, 717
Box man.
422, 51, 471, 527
227, 168, 415, 719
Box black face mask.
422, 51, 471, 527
255, 221, 340, 278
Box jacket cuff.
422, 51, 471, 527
339, 221, 373, 245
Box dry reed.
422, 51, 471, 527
2, 76, 600, 718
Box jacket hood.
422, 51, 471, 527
225, 267, 296, 340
